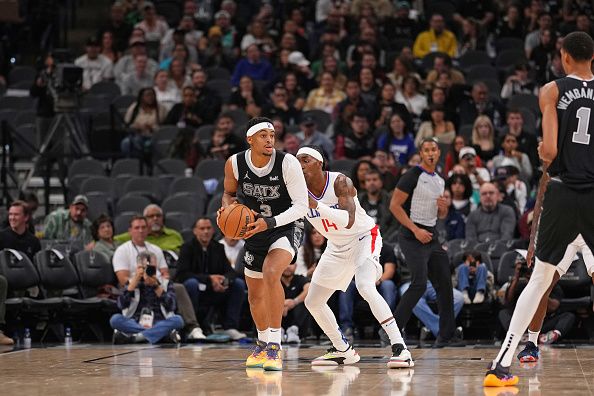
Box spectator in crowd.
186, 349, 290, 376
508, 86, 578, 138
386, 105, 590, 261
114, 38, 159, 83
228, 75, 264, 118
0, 200, 41, 261
371, 149, 399, 191
164, 86, 202, 128
280, 132, 302, 155
168, 58, 192, 91
395, 76, 427, 119
334, 79, 373, 133
339, 243, 398, 337
206, 113, 245, 159
283, 71, 307, 111
160, 17, 201, 63
494, 164, 528, 215
414, 105, 456, 147
456, 251, 488, 305
457, 17, 487, 55
295, 225, 326, 278
286, 51, 316, 92
425, 53, 465, 89
190, 69, 223, 126
153, 69, 180, 112
499, 108, 539, 169
436, 189, 466, 242
358, 66, 381, 104
176, 218, 246, 340
219, 236, 244, 271
501, 63, 539, 100
281, 260, 310, 343
374, 82, 413, 130
495, 3, 524, 39
115, 204, 183, 253
89, 214, 118, 261
446, 173, 475, 218
351, 159, 375, 192
525, 12, 553, 58
358, 169, 399, 237
457, 81, 503, 128
30, 53, 56, 146
295, 117, 334, 160
240, 19, 275, 53
303, 71, 346, 114
112, 215, 206, 341
445, 136, 480, 176
159, 41, 191, 71
119, 54, 154, 96
135, 1, 169, 43
314, 55, 347, 92
230, 43, 274, 87
383, 1, 418, 42
530, 28, 556, 85
335, 112, 376, 160
110, 251, 183, 344
44, 195, 93, 245
458, 146, 491, 192
499, 253, 576, 344
263, 83, 301, 125
492, 133, 533, 183
412, 13, 458, 58
100, 30, 121, 64
452, 0, 496, 30
471, 115, 498, 163
97, 2, 133, 53
465, 182, 516, 243
386, 55, 421, 89
210, 9, 238, 57
376, 113, 415, 167
75, 36, 114, 91
0, 274, 12, 345
121, 87, 167, 157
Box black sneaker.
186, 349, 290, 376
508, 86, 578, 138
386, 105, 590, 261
433, 335, 465, 348
113, 329, 134, 345
169, 329, 181, 344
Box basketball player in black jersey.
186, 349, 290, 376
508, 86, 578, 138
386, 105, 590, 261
218, 117, 308, 371
484, 32, 594, 387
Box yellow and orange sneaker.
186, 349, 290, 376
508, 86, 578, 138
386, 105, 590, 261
483, 362, 519, 387
246, 340, 268, 368
263, 342, 283, 371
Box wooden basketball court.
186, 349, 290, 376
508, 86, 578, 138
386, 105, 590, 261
1, 343, 592, 395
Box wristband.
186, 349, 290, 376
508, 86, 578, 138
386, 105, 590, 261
264, 217, 276, 229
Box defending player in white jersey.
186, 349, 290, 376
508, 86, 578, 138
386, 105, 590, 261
296, 146, 413, 368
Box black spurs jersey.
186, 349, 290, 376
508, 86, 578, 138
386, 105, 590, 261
550, 76, 594, 189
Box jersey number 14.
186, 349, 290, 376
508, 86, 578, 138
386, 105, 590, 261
322, 219, 338, 232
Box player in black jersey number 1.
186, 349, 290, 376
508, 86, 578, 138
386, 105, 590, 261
218, 117, 308, 371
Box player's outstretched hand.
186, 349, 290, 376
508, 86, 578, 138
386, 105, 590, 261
244, 217, 268, 239
414, 227, 432, 244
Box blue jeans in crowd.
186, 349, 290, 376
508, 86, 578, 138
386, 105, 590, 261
399, 281, 464, 338
110, 313, 184, 344
456, 263, 488, 299
183, 277, 246, 329
121, 134, 152, 157
338, 279, 397, 330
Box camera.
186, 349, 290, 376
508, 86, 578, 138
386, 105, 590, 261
47, 63, 83, 112
145, 265, 156, 277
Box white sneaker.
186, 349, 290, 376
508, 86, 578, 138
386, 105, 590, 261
285, 325, 300, 344
472, 291, 485, 304
388, 344, 414, 368
187, 327, 206, 341
462, 290, 471, 305
224, 328, 247, 340
312, 344, 360, 366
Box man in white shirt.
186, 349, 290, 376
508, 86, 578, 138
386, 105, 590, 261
75, 37, 113, 91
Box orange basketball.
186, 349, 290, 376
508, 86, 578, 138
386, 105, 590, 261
218, 203, 255, 239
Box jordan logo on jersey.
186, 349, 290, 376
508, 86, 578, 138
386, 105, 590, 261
242, 183, 281, 200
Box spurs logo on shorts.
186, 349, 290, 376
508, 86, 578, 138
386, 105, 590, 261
244, 251, 254, 265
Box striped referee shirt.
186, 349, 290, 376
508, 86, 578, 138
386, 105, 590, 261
396, 166, 445, 227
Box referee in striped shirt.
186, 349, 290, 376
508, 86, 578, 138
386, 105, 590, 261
389, 138, 459, 347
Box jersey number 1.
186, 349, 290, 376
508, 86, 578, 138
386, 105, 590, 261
572, 107, 591, 145
322, 219, 337, 232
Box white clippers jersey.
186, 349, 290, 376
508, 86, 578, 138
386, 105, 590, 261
305, 172, 376, 244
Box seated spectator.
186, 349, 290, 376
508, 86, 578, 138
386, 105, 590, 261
134, 1, 169, 43
501, 63, 539, 100
383, 1, 418, 42
89, 214, 118, 261
492, 133, 533, 183
121, 87, 167, 158
420, 86, 456, 123
458, 146, 491, 192
457, 17, 487, 56
263, 84, 301, 126
110, 251, 183, 344
207, 113, 245, 158
446, 173, 475, 218
177, 218, 246, 340
168, 58, 192, 92
100, 30, 121, 64
456, 251, 488, 304
97, 2, 133, 53
164, 86, 202, 128
358, 67, 381, 105
240, 18, 275, 53
425, 53, 465, 90
231, 43, 274, 87
395, 76, 427, 120
436, 189, 465, 242
115, 204, 183, 253
371, 150, 399, 191
0, 274, 12, 345
114, 38, 159, 84
153, 69, 180, 112
530, 28, 556, 85
280, 133, 302, 155
414, 105, 456, 147
386, 55, 421, 90
339, 244, 398, 335
119, 54, 154, 96
351, 159, 375, 192
466, 182, 516, 242
303, 71, 346, 114
159, 41, 192, 71
495, 3, 524, 39
494, 163, 528, 215
228, 75, 264, 118
335, 112, 375, 160
358, 169, 399, 238
190, 69, 223, 126
457, 81, 504, 128
333, 79, 373, 134
160, 17, 200, 64
524, 12, 552, 58
445, 136, 482, 176
498, 108, 539, 170
75, 36, 114, 91
314, 55, 347, 92
372, 81, 412, 131
281, 261, 311, 343
219, 236, 244, 271
282, 71, 307, 111
295, 225, 326, 278
43, 195, 92, 245
377, 113, 415, 167
295, 117, 334, 160
412, 13, 458, 58
0, 200, 41, 261
113, 215, 206, 341
471, 115, 498, 163
499, 253, 576, 344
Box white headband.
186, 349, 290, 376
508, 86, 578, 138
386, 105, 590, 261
296, 147, 323, 163
246, 121, 275, 137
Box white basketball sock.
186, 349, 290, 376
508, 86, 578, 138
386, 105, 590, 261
381, 318, 405, 346
269, 328, 282, 345
257, 328, 269, 344
305, 282, 350, 351
528, 330, 539, 345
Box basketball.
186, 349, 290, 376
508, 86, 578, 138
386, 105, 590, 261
218, 203, 254, 239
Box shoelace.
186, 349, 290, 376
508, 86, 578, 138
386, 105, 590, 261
267, 345, 280, 359
326, 347, 338, 354
252, 341, 266, 356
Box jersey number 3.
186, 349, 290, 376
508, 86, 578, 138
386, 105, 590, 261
572, 107, 591, 145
